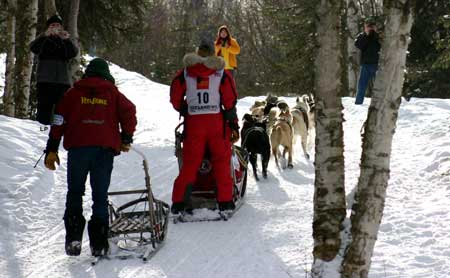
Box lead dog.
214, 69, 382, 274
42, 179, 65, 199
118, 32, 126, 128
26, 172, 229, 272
291, 96, 310, 159
241, 114, 271, 181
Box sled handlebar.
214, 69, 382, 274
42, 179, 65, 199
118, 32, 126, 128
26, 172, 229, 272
131, 146, 148, 165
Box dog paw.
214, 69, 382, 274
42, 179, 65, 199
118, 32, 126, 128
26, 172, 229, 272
287, 164, 294, 169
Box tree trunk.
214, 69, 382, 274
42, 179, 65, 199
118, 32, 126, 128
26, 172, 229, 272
3, 0, 17, 117
341, 1, 414, 277
67, 0, 81, 83
14, 0, 38, 119
311, 0, 347, 276
44, 0, 57, 18
347, 0, 360, 97
341, 3, 349, 97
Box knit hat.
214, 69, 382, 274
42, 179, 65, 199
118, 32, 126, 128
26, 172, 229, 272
46, 15, 63, 27
84, 58, 115, 84
197, 38, 215, 57
364, 18, 376, 27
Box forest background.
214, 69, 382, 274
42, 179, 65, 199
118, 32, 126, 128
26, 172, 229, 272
0, 0, 448, 117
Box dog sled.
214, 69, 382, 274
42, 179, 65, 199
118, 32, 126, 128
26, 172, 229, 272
105, 147, 170, 263
174, 123, 249, 223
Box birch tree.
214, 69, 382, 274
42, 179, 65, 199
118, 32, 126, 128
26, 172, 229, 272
13, 0, 38, 118
3, 0, 17, 117
66, 0, 81, 82
342, 1, 415, 276
44, 0, 57, 18
311, 0, 347, 276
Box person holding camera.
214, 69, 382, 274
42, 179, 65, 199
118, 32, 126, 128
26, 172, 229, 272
30, 14, 78, 126
214, 25, 240, 78
354, 19, 381, 105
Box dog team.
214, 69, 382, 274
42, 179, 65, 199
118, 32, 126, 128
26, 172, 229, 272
240, 94, 315, 180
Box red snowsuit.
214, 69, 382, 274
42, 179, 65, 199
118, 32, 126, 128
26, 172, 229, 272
170, 53, 238, 203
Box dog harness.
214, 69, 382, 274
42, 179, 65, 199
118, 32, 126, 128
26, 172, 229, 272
241, 126, 266, 148
184, 69, 224, 115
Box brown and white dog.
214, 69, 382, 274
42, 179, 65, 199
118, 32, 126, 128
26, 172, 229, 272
250, 100, 266, 123
291, 94, 315, 159
270, 109, 294, 169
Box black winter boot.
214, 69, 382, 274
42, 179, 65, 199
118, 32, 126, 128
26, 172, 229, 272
88, 217, 109, 257
171, 202, 185, 214
64, 213, 86, 256
218, 201, 236, 212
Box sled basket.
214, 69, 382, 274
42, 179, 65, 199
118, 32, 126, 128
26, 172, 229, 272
107, 147, 170, 261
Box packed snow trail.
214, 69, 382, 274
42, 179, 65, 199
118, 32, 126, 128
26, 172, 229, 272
1, 58, 450, 277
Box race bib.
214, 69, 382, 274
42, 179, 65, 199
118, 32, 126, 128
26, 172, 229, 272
185, 70, 223, 115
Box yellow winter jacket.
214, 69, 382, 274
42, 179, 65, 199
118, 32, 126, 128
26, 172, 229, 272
215, 26, 240, 69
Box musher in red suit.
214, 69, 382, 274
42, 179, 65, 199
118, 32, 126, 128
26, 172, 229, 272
170, 38, 240, 214
43, 58, 137, 257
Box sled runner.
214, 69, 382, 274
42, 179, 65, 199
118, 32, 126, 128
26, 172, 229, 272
106, 147, 170, 262
174, 123, 249, 223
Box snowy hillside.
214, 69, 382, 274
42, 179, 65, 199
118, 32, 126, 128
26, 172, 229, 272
1, 58, 450, 278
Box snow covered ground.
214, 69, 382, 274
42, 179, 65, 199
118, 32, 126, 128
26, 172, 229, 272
0, 56, 450, 278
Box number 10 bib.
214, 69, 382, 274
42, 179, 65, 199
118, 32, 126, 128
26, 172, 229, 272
185, 69, 224, 115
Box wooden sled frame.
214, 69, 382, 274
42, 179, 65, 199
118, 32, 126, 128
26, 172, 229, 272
107, 147, 170, 261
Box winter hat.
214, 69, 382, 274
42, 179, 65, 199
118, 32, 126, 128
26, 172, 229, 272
84, 58, 115, 84
217, 25, 230, 37
46, 15, 63, 27
197, 38, 215, 57
364, 18, 376, 27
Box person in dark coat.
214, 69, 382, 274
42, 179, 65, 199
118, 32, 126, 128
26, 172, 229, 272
354, 19, 381, 105
30, 15, 78, 125
44, 58, 137, 257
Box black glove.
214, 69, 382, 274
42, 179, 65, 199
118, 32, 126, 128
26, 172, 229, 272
229, 122, 240, 133
180, 102, 188, 117
121, 132, 133, 145
223, 107, 238, 122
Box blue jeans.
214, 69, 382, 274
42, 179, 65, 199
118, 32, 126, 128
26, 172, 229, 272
355, 64, 378, 104
65, 147, 114, 224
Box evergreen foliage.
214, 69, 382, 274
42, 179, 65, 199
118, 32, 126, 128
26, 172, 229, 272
0, 0, 449, 99
404, 1, 450, 99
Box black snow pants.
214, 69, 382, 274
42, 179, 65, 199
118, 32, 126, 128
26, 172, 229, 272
36, 82, 70, 125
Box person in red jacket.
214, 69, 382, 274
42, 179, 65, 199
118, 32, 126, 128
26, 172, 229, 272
170, 38, 239, 214
44, 58, 137, 257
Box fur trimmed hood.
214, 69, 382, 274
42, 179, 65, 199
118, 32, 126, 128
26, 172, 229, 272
183, 53, 225, 70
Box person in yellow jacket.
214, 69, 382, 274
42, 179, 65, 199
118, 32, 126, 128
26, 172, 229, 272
215, 25, 240, 78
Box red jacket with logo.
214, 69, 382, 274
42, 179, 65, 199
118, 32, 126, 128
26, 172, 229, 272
49, 77, 137, 153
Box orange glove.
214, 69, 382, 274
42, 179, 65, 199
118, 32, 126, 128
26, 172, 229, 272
231, 129, 240, 144
44, 152, 60, 170
121, 143, 131, 152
